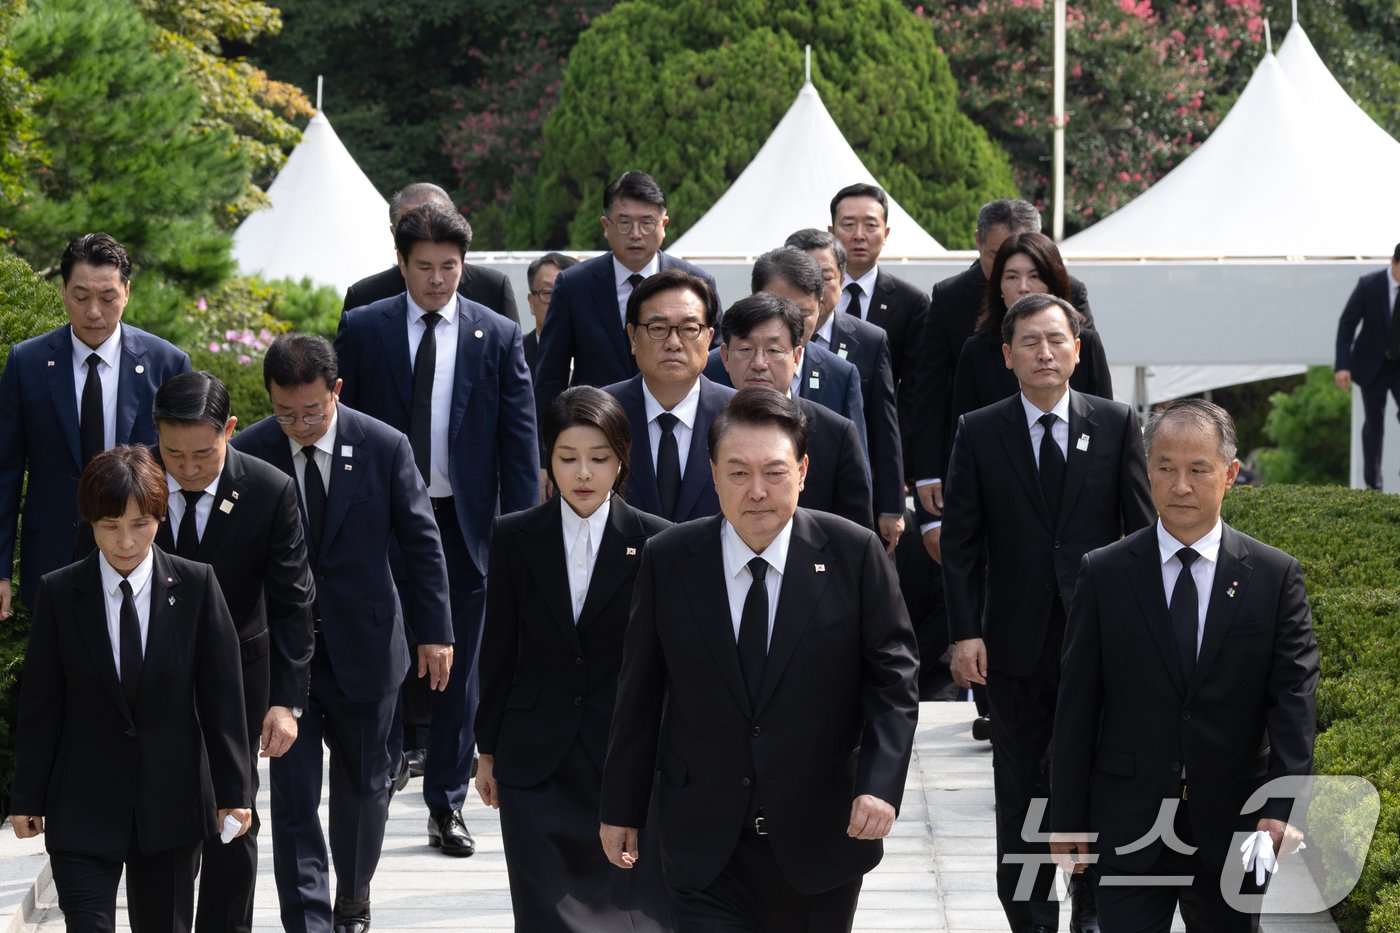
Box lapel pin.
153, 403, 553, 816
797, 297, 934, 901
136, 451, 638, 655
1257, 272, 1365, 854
166, 576, 173, 583
808, 371, 821, 390
341, 445, 353, 458
47, 360, 54, 367
343, 464, 352, 471
219, 499, 234, 513
1227, 580, 1239, 598
168, 595, 176, 605
837, 344, 850, 359
880, 303, 888, 311
814, 563, 826, 573
1076, 434, 1090, 452
135, 364, 145, 374
474, 329, 484, 338
231, 490, 240, 500
626, 547, 637, 556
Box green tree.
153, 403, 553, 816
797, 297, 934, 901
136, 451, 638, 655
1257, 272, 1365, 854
0, 0, 41, 221
1256, 365, 1350, 485
3, 0, 251, 337
520, 0, 1014, 250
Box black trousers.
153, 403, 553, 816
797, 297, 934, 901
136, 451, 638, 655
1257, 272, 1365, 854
1358, 361, 1400, 489
987, 601, 1066, 932
50, 837, 200, 933
1097, 797, 1265, 933
668, 831, 862, 933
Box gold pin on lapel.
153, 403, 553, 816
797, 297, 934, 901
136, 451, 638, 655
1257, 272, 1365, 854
1227, 580, 1238, 598
626, 547, 637, 556
814, 563, 826, 573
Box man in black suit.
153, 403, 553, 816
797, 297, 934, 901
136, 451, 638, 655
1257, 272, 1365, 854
1051, 399, 1318, 931
232, 335, 453, 933
151, 371, 316, 933
828, 183, 928, 477
524, 251, 579, 377
1334, 243, 1400, 489
534, 171, 721, 431
341, 182, 519, 324
600, 387, 919, 931
941, 293, 1153, 933
603, 268, 735, 523
717, 292, 872, 529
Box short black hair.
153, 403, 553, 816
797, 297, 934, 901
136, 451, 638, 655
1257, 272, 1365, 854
708, 387, 810, 463
153, 371, 231, 431
527, 251, 579, 290
395, 201, 472, 259
625, 268, 718, 327
751, 247, 822, 300
720, 292, 804, 349
784, 228, 846, 275
263, 333, 338, 391
603, 171, 666, 213
829, 183, 889, 224
1000, 293, 1082, 346
543, 386, 632, 495
1393, 243, 1400, 263
78, 445, 169, 524
61, 233, 132, 284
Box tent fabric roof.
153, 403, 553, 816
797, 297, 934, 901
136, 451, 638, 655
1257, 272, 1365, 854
232, 112, 393, 294
669, 82, 945, 259
1061, 25, 1400, 259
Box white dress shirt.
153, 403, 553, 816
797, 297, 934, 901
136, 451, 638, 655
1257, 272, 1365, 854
287, 409, 338, 500
405, 293, 458, 497
560, 495, 611, 622
813, 313, 836, 349
720, 518, 793, 647
98, 548, 153, 678
642, 378, 701, 479
613, 254, 661, 326
1021, 390, 1071, 467
71, 323, 122, 451
165, 465, 225, 547
1157, 518, 1223, 658
838, 267, 879, 320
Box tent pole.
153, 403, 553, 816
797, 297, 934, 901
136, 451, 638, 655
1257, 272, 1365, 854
316, 75, 323, 113
1052, 0, 1066, 241
1134, 366, 1149, 418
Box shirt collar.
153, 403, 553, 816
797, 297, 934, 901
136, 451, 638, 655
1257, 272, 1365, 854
814, 313, 836, 346
613, 253, 661, 288
841, 265, 879, 296
560, 493, 612, 542
641, 376, 702, 429
721, 515, 795, 581
99, 546, 155, 597
285, 407, 339, 461
165, 463, 225, 497
71, 322, 123, 369
1021, 388, 1072, 430
407, 290, 458, 327
1157, 518, 1224, 566
1389, 265, 1399, 292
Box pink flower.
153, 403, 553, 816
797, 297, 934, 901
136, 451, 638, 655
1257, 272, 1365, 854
237, 355, 252, 366
1118, 171, 1131, 181
197, 297, 207, 311
208, 342, 221, 352
225, 329, 238, 340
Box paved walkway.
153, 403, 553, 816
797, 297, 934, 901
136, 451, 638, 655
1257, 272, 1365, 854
0, 703, 1340, 931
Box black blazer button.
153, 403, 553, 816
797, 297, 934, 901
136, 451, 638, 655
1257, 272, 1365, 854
125, 727, 136, 738
573, 696, 583, 707
1181, 709, 1191, 721
1170, 761, 1181, 773
751, 725, 761, 737
575, 657, 584, 665
740, 777, 751, 787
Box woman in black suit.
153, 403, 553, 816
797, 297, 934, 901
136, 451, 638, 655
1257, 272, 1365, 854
475, 386, 672, 932
8, 445, 251, 933
951, 231, 1113, 418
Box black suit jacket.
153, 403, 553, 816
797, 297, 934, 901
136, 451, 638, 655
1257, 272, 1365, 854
603, 375, 735, 523
911, 261, 1093, 482
11, 549, 251, 860
476, 496, 670, 787
154, 446, 316, 730
1335, 267, 1394, 387
341, 263, 519, 325
231, 405, 453, 702
523, 331, 539, 378
796, 397, 872, 529
941, 391, 1153, 676
865, 269, 928, 476
601, 509, 919, 894
1051, 523, 1318, 872
822, 313, 903, 516
534, 252, 720, 433
950, 327, 1114, 423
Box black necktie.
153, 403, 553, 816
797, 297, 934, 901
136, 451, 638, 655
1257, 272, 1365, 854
176, 489, 203, 559
411, 312, 442, 481
80, 353, 104, 467
1037, 412, 1065, 524
844, 283, 863, 318
118, 579, 143, 711
1170, 548, 1201, 680
301, 445, 326, 547
627, 272, 645, 290
738, 557, 768, 706
655, 412, 681, 520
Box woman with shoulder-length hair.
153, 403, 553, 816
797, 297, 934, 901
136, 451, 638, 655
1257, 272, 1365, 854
475, 386, 673, 932
951, 230, 1113, 418
8, 444, 251, 933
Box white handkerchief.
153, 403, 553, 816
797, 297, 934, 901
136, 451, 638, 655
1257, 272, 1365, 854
220, 813, 242, 844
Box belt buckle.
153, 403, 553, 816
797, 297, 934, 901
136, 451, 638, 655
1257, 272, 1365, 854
753, 815, 768, 836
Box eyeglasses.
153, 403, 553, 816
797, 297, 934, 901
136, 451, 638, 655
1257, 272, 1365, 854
639, 322, 707, 342
607, 216, 660, 236
727, 346, 793, 362
274, 411, 328, 426
530, 288, 554, 301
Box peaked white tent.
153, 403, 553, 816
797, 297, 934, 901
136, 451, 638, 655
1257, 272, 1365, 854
232, 110, 393, 294
670, 80, 945, 259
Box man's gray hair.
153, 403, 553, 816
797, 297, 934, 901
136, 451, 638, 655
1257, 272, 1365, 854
977, 199, 1042, 242
1144, 399, 1239, 465
389, 182, 453, 226
783, 228, 846, 275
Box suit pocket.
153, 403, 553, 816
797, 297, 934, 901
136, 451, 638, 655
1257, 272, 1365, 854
240, 629, 270, 663
660, 753, 688, 787
1224, 617, 1270, 639
505, 684, 539, 711
1094, 745, 1135, 778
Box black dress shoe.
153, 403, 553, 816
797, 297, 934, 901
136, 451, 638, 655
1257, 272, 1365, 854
406, 746, 427, 778
389, 755, 410, 794
971, 715, 992, 741
333, 898, 370, 933
427, 807, 475, 856
1069, 873, 1101, 933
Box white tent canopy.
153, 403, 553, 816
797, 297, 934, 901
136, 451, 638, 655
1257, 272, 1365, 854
232, 111, 393, 294
670, 80, 945, 259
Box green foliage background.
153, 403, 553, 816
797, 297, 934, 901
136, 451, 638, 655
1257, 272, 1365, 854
1257, 366, 1351, 485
